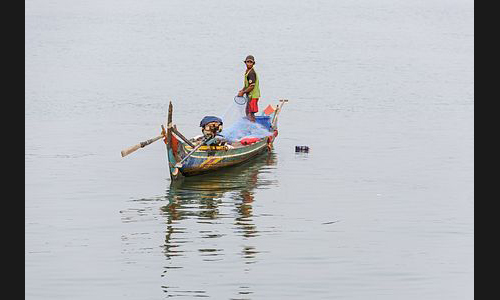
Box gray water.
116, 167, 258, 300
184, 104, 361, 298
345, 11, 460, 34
25, 0, 474, 299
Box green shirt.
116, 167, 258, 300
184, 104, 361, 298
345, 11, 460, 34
244, 67, 260, 99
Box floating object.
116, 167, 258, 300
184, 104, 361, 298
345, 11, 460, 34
295, 146, 309, 152
165, 99, 288, 180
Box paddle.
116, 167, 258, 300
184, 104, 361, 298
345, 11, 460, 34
174, 136, 215, 168
271, 99, 288, 128
121, 126, 166, 157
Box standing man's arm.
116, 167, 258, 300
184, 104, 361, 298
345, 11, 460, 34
238, 85, 255, 97
238, 70, 256, 96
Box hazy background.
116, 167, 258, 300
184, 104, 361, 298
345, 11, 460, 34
25, 0, 474, 299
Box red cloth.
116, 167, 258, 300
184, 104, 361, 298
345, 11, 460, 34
240, 137, 261, 145
246, 98, 259, 113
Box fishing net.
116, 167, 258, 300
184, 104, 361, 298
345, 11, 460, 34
220, 95, 272, 143
221, 95, 247, 129
233, 95, 247, 105
221, 118, 272, 142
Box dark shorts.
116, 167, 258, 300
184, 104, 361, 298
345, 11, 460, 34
246, 98, 259, 113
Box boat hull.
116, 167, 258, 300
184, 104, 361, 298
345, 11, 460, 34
180, 140, 270, 176
166, 134, 274, 179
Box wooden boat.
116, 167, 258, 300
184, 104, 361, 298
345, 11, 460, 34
164, 99, 287, 180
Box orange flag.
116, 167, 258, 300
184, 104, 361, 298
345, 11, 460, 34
263, 104, 276, 116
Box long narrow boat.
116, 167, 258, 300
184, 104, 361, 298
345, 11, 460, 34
164, 99, 287, 180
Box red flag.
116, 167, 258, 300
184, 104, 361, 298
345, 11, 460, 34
263, 104, 275, 116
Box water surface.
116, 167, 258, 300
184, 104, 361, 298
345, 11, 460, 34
25, 0, 474, 299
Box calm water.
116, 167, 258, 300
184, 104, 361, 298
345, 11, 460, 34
25, 0, 474, 299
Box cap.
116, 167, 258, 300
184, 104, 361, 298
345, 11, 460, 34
244, 55, 255, 62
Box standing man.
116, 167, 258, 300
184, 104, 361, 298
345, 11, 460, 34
238, 55, 260, 122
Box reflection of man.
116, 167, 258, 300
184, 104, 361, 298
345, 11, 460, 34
237, 55, 260, 122
241, 191, 254, 205
238, 168, 258, 218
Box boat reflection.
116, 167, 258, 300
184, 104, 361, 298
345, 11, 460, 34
160, 152, 278, 297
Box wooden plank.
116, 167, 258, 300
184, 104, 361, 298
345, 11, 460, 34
172, 125, 195, 147
166, 101, 173, 146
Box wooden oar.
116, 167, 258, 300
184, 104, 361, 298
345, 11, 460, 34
271, 99, 288, 128
121, 126, 166, 157
172, 125, 195, 147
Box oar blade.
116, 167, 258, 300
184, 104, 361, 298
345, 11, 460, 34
121, 144, 141, 157
121, 134, 165, 158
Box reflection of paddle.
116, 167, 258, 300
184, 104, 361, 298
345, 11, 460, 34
174, 136, 215, 168
121, 126, 166, 157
